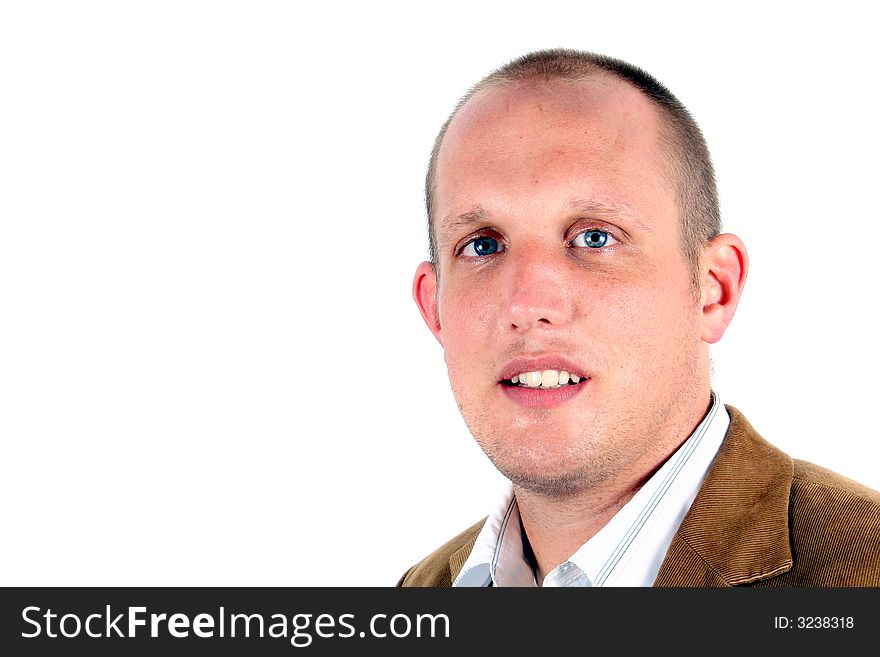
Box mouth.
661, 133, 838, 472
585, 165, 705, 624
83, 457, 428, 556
500, 369, 584, 389
497, 358, 591, 408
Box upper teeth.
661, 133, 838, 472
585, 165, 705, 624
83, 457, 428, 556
510, 370, 581, 388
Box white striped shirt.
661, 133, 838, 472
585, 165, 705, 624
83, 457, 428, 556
453, 392, 730, 587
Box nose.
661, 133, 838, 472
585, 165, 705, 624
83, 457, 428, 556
503, 245, 573, 332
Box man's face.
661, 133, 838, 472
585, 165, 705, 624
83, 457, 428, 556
417, 78, 711, 497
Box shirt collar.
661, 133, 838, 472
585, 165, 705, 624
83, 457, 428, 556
453, 391, 729, 587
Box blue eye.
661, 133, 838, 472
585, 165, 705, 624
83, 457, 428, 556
571, 229, 617, 249
461, 236, 502, 257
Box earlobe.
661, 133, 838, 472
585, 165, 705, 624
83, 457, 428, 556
700, 234, 748, 344
413, 261, 443, 346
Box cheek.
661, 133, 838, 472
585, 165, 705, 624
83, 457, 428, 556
580, 273, 699, 365
438, 283, 501, 377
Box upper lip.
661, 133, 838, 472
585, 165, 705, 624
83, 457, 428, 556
498, 355, 590, 382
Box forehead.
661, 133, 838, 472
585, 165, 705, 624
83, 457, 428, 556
449, 75, 657, 137
434, 77, 673, 233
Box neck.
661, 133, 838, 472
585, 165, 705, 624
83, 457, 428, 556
515, 390, 715, 582
514, 473, 645, 582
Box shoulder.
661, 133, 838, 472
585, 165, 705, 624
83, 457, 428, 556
695, 405, 880, 586
396, 519, 485, 587
792, 458, 880, 507
781, 459, 880, 585
790, 458, 880, 538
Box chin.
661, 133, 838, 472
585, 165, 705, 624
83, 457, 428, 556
483, 421, 624, 493
501, 463, 602, 499
485, 443, 597, 494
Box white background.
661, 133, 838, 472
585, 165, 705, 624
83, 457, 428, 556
1, 1, 877, 586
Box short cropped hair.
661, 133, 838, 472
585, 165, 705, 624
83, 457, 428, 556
425, 48, 721, 289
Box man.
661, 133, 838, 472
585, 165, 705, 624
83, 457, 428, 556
400, 48, 880, 587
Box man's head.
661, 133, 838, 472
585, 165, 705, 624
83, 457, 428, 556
413, 49, 747, 499
426, 49, 720, 291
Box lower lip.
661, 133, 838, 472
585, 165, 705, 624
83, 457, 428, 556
499, 379, 589, 408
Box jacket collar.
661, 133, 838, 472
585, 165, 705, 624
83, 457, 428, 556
653, 405, 793, 586
448, 405, 794, 587
450, 537, 479, 585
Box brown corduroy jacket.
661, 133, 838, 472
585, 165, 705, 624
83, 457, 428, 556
398, 406, 880, 587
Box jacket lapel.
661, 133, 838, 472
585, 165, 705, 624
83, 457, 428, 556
654, 405, 794, 586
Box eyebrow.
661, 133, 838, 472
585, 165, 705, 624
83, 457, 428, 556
438, 206, 491, 247
565, 199, 650, 233
437, 198, 649, 247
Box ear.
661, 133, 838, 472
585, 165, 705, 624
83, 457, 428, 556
700, 233, 748, 344
413, 261, 443, 346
